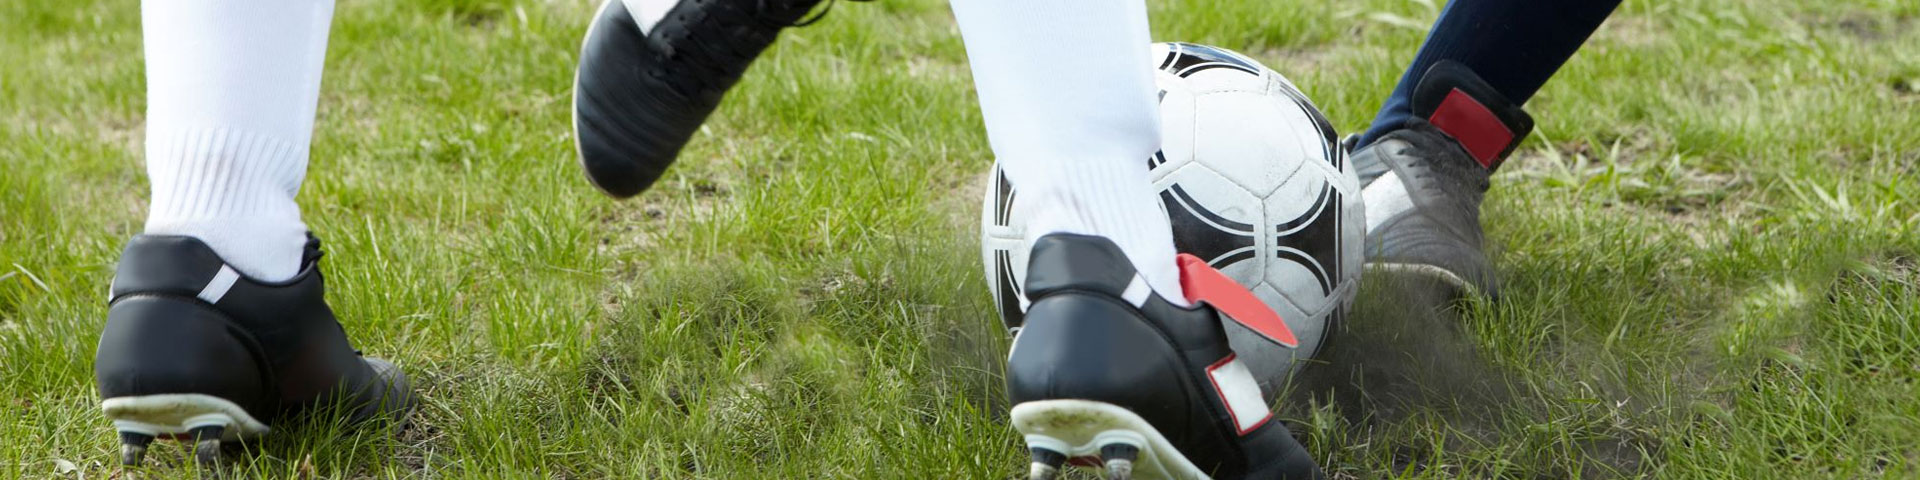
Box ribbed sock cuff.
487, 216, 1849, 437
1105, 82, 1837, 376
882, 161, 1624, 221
143, 127, 309, 281
1020, 158, 1189, 307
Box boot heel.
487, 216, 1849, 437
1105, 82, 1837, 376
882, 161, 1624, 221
96, 295, 272, 453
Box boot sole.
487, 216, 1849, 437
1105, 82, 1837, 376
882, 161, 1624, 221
1364, 262, 1483, 299
102, 394, 269, 441
1011, 399, 1211, 480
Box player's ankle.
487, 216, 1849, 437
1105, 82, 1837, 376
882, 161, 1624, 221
141, 218, 307, 282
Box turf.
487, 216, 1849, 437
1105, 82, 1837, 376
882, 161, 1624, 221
2, 0, 1916, 477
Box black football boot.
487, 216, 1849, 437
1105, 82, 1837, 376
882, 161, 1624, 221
95, 235, 415, 468
1008, 234, 1324, 480
1354, 61, 1533, 300
572, 0, 858, 198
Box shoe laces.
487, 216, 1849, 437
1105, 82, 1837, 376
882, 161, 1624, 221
1394, 129, 1489, 191
647, 0, 861, 99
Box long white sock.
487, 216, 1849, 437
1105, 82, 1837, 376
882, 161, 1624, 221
951, 0, 1187, 305
141, 0, 334, 282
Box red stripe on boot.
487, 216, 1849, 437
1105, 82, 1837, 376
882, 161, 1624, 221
1429, 88, 1514, 169
1177, 254, 1297, 347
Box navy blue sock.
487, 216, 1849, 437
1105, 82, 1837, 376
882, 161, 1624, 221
1356, 0, 1622, 147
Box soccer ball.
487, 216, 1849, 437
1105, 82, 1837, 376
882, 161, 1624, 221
980, 42, 1363, 389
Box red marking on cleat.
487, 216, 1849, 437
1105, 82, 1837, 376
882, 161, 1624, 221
1428, 88, 1514, 169
1176, 254, 1297, 347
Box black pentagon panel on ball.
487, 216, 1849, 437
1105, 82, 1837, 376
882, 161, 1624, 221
1275, 185, 1342, 295
1159, 42, 1263, 78
1160, 184, 1258, 268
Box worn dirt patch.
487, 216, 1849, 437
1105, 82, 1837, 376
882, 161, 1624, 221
593, 176, 733, 258
1800, 11, 1917, 43
1505, 135, 1754, 234
1593, 15, 1664, 48
1292, 275, 1660, 478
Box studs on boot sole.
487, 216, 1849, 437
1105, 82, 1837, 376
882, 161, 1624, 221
1027, 446, 1067, 480
1022, 433, 1146, 480
118, 431, 154, 466
188, 425, 225, 469
1100, 443, 1141, 480
114, 424, 225, 472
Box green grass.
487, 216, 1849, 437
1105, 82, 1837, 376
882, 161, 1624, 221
2, 0, 1917, 477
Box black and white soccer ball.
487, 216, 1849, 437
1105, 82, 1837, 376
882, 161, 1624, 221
980, 42, 1363, 387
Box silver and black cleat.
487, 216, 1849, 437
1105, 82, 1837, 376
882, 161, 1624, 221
1102, 442, 1141, 480
1006, 234, 1324, 479
118, 431, 153, 466
1027, 446, 1067, 480
95, 235, 416, 468
188, 425, 225, 469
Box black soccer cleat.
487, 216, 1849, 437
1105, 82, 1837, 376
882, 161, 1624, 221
1007, 234, 1323, 480
572, 0, 854, 198
95, 235, 415, 468
1355, 61, 1533, 300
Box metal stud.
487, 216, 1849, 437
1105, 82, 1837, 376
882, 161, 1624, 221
118, 431, 154, 466
188, 425, 225, 470
1100, 443, 1140, 480
1027, 445, 1066, 480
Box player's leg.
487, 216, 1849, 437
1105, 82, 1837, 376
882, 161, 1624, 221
951, 0, 1321, 478
572, 0, 860, 198
1354, 0, 1622, 299
97, 0, 413, 468
1356, 0, 1621, 151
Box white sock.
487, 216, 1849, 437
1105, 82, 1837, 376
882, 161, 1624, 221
141, 0, 335, 282
951, 0, 1187, 306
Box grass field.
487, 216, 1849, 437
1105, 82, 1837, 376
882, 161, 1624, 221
4, 0, 1919, 477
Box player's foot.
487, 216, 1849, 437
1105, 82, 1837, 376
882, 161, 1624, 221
95, 235, 415, 468
1354, 61, 1532, 300
1007, 234, 1323, 480
572, 0, 855, 198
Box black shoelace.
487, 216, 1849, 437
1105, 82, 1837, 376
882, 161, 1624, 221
646, 0, 860, 100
